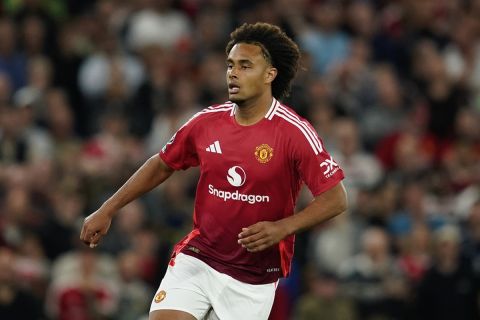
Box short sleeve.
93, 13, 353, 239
159, 118, 199, 170
293, 123, 344, 196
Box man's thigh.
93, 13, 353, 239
149, 310, 197, 320
209, 271, 278, 320
149, 254, 211, 319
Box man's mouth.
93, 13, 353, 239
228, 84, 240, 94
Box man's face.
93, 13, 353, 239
226, 43, 275, 105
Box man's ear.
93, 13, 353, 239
265, 67, 277, 84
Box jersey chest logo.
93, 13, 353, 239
254, 144, 274, 164
227, 166, 246, 187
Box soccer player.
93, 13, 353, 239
80, 22, 347, 320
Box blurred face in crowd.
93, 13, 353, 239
0, 73, 12, 104
334, 118, 359, 156
375, 65, 402, 108
347, 1, 375, 38
362, 228, 390, 262
435, 228, 460, 265
0, 18, 15, 55
468, 203, 480, 241
0, 247, 15, 286
409, 224, 431, 254
0, 107, 21, 137
21, 15, 46, 55
311, 2, 342, 31
226, 43, 277, 106
28, 56, 53, 91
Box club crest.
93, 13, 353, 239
154, 290, 167, 303
255, 144, 273, 163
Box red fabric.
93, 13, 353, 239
57, 287, 111, 320
160, 100, 344, 284
169, 228, 200, 266
399, 255, 429, 283
268, 285, 290, 320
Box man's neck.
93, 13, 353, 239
234, 95, 274, 126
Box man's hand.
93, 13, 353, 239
238, 221, 289, 252
80, 210, 112, 248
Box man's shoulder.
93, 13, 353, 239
192, 102, 235, 121
203, 102, 236, 115
270, 102, 313, 132
270, 101, 323, 154
181, 102, 235, 128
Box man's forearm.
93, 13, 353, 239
280, 182, 347, 236
237, 182, 347, 252
101, 154, 174, 216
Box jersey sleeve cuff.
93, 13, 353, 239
311, 170, 345, 197
159, 151, 182, 171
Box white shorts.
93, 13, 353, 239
149, 253, 277, 320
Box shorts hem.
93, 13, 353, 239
149, 306, 200, 320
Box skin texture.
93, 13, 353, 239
79, 41, 347, 320
80, 154, 174, 247
149, 310, 196, 320
237, 183, 347, 252
226, 43, 277, 125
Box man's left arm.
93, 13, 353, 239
238, 181, 347, 252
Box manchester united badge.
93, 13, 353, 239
154, 290, 167, 303
255, 144, 273, 163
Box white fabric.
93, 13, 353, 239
127, 9, 191, 50
149, 253, 277, 320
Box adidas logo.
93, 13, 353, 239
206, 141, 222, 154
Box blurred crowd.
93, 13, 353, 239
1, 0, 480, 319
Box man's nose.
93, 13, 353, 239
228, 67, 238, 78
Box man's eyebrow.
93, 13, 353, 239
226, 58, 254, 64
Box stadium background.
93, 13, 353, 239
1, 0, 480, 319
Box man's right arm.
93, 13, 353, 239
80, 154, 174, 247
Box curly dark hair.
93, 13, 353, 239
226, 22, 301, 101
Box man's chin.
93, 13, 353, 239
228, 95, 244, 105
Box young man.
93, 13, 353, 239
80, 22, 347, 320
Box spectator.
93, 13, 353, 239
360, 64, 407, 150
115, 250, 152, 320
396, 224, 432, 285
0, 106, 31, 164
331, 117, 383, 207
295, 1, 351, 75
293, 268, 357, 320
126, 0, 191, 51
462, 201, 480, 275
0, 17, 27, 90
146, 77, 202, 155
309, 212, 358, 276
0, 246, 44, 319
416, 225, 479, 320
45, 249, 120, 320
0, 72, 12, 106
339, 227, 408, 320
78, 30, 144, 134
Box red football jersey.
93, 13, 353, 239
159, 98, 344, 284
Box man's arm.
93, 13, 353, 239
238, 181, 347, 252
80, 154, 174, 247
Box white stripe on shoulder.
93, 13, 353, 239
267, 100, 280, 120
208, 102, 235, 110
274, 112, 320, 155
200, 107, 234, 114
177, 105, 234, 131
265, 98, 278, 119
275, 105, 323, 153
